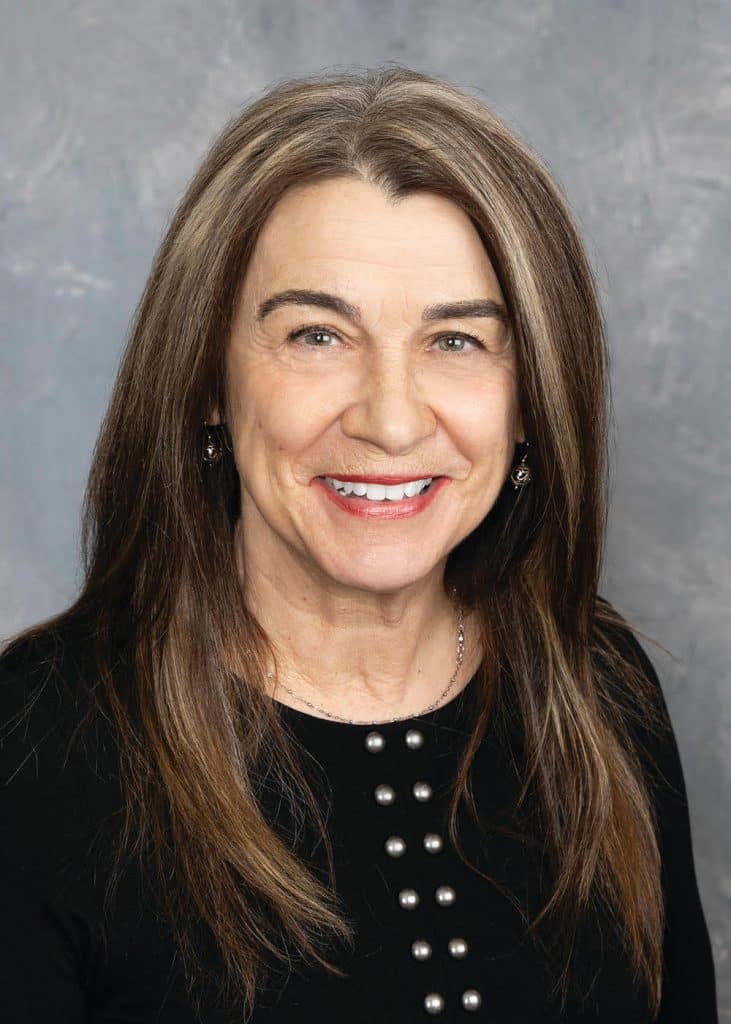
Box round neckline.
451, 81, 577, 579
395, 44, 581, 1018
273, 668, 479, 732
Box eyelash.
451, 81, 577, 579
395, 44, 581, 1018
286, 323, 486, 353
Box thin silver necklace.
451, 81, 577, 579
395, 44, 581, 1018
266, 593, 466, 726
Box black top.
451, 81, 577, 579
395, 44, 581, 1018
0, 622, 718, 1023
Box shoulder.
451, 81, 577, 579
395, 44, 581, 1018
0, 623, 123, 875
593, 593, 665, 689
593, 595, 672, 733
0, 622, 102, 780
592, 595, 692, 824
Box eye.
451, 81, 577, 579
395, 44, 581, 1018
434, 332, 485, 353
285, 324, 487, 352
286, 324, 340, 348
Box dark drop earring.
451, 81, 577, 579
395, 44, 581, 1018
510, 440, 532, 490
202, 422, 226, 465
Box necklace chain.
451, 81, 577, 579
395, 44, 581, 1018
266, 592, 466, 726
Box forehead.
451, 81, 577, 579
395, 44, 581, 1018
239, 177, 502, 307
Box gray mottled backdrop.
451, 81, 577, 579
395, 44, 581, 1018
1, 0, 728, 1013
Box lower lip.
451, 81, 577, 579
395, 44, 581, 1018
313, 477, 450, 519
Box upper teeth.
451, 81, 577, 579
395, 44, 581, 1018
323, 477, 433, 501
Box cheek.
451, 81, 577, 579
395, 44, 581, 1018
235, 378, 332, 461
447, 381, 517, 450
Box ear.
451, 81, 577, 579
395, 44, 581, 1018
206, 404, 223, 426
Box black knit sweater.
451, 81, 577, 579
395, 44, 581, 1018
0, 620, 718, 1022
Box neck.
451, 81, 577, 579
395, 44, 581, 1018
233, 522, 483, 721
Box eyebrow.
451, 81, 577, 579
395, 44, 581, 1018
255, 288, 509, 326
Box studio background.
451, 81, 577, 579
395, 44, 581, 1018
1, 0, 728, 1014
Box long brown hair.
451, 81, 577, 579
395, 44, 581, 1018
1, 65, 673, 1019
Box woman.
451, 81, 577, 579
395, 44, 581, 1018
0, 66, 717, 1023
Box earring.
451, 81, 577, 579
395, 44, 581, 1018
510, 440, 532, 489
202, 422, 225, 465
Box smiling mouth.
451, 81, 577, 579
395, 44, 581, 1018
318, 476, 440, 501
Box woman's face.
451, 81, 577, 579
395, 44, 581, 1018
220, 176, 524, 595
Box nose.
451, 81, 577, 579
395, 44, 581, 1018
339, 346, 437, 455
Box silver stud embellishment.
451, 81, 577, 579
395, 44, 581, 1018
423, 832, 443, 854
448, 937, 469, 958
435, 885, 456, 907
461, 989, 482, 1011
374, 784, 396, 806
424, 992, 445, 1015
404, 728, 424, 750
398, 887, 420, 909
384, 835, 407, 858
411, 939, 432, 961
412, 781, 433, 802
364, 730, 386, 753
